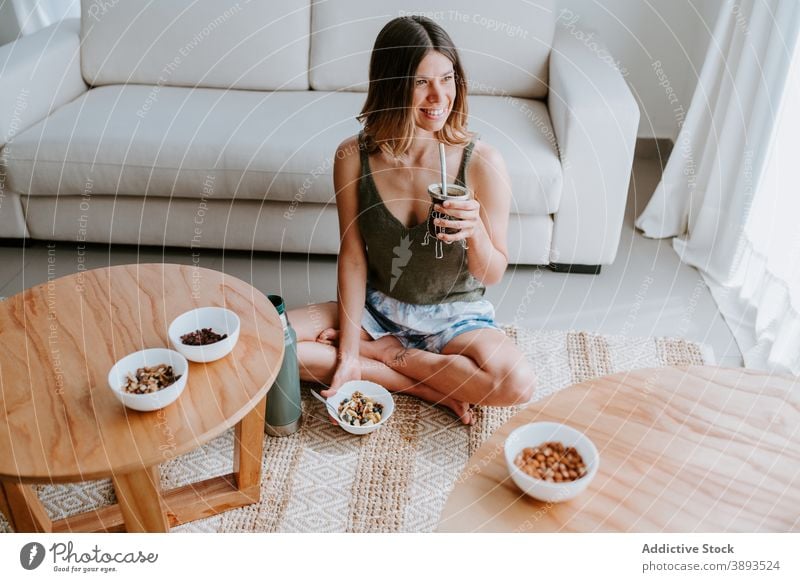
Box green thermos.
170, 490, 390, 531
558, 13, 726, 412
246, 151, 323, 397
264, 295, 302, 436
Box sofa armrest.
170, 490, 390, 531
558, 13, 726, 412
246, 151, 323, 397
547, 25, 639, 266
0, 18, 87, 147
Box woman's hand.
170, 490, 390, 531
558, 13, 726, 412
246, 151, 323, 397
321, 353, 361, 398
433, 198, 487, 244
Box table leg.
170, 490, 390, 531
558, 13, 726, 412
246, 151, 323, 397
233, 395, 266, 500
1, 481, 52, 532
0, 482, 13, 530
112, 466, 169, 532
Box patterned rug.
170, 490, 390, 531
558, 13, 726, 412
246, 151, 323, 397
0, 328, 712, 533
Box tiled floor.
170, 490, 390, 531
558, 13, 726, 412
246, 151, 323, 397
0, 141, 742, 367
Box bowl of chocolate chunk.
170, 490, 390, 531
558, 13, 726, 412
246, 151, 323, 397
107, 348, 188, 412
504, 422, 599, 502
168, 307, 240, 363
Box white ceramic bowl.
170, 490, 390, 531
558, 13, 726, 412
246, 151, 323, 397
168, 307, 240, 363
107, 348, 188, 412
325, 380, 395, 435
504, 422, 600, 503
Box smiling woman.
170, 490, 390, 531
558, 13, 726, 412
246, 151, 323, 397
288, 16, 537, 425
358, 17, 470, 157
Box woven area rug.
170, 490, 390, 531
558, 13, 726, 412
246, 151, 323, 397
0, 328, 712, 533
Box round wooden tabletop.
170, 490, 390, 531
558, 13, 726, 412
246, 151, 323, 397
437, 366, 800, 532
0, 264, 283, 482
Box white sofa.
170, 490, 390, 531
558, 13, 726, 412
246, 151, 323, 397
0, 0, 639, 270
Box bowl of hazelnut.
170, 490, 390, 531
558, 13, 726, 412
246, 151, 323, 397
107, 348, 188, 412
504, 422, 599, 503
168, 307, 240, 363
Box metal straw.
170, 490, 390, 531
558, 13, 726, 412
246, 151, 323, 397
439, 142, 447, 197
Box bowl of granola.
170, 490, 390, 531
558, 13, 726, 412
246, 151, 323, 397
168, 307, 240, 363
107, 348, 188, 412
324, 381, 395, 435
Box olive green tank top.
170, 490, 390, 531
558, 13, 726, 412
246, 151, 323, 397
356, 132, 485, 305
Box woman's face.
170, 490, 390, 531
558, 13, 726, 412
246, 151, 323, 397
411, 50, 457, 133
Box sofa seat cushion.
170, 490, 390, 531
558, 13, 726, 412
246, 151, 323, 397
5, 85, 362, 206
5, 86, 561, 215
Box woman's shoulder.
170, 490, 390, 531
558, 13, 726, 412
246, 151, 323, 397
335, 134, 363, 159
333, 134, 365, 176
469, 140, 507, 174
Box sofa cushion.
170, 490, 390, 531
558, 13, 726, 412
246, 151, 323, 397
5, 86, 360, 206
5, 86, 560, 216
24, 195, 342, 255
81, 0, 310, 91
469, 95, 562, 215
310, 0, 554, 99
0, 192, 28, 238
25, 195, 551, 263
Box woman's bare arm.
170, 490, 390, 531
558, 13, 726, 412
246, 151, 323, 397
331, 137, 368, 384
436, 142, 511, 285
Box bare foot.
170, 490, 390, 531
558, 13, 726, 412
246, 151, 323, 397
436, 396, 474, 425
316, 327, 339, 346
403, 382, 474, 426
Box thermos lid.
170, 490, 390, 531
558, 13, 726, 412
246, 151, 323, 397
268, 295, 285, 315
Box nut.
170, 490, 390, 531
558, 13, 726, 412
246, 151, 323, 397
123, 364, 181, 394
514, 441, 587, 483
180, 328, 228, 346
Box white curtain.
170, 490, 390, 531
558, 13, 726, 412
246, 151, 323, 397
0, 0, 80, 44
636, 0, 800, 376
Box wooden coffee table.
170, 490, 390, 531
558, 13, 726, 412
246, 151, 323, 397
0, 263, 283, 532
437, 366, 800, 532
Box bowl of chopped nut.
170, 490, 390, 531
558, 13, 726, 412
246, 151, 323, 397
168, 307, 240, 363
107, 348, 189, 412
324, 380, 395, 435
504, 422, 599, 503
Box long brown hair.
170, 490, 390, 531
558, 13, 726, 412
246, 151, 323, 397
358, 16, 470, 157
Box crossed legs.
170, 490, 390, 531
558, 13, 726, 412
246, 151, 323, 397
287, 302, 537, 425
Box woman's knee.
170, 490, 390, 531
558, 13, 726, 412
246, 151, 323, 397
489, 359, 536, 406
296, 341, 336, 384
287, 301, 337, 342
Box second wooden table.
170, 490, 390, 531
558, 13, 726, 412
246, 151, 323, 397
438, 366, 800, 532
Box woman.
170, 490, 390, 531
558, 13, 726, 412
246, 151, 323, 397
288, 16, 536, 425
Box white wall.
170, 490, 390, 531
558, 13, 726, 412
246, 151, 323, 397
0, 2, 22, 46
558, 0, 721, 138
0, 0, 80, 45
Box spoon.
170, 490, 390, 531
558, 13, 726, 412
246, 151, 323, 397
309, 389, 340, 422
